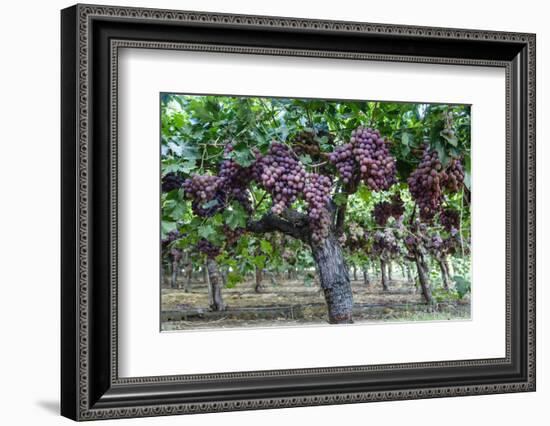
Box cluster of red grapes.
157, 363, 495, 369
372, 194, 405, 226
426, 231, 460, 257
344, 221, 369, 252
404, 235, 417, 252
161, 229, 180, 246
255, 142, 306, 215
183, 142, 258, 217
351, 127, 397, 191
196, 239, 221, 259
169, 247, 183, 262
372, 228, 400, 258
439, 208, 460, 233
328, 127, 396, 191
328, 143, 355, 184
162, 230, 183, 261
293, 130, 321, 157
407, 148, 464, 221
293, 130, 335, 165
182, 174, 224, 217
444, 159, 465, 192
161, 172, 185, 193
303, 172, 332, 243
218, 142, 255, 213
223, 225, 245, 247
407, 150, 443, 220
282, 248, 296, 265
372, 202, 393, 226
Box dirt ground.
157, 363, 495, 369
161, 274, 470, 331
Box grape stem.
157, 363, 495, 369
253, 191, 268, 212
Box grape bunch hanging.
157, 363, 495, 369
161, 172, 185, 193
328, 143, 355, 184
182, 174, 224, 217
218, 142, 255, 213
329, 126, 396, 191
372, 228, 400, 258
162, 230, 183, 261
223, 225, 245, 247
182, 141, 256, 217
407, 148, 464, 221
352, 127, 397, 190
197, 239, 221, 259
254, 142, 307, 215
439, 208, 460, 233
304, 172, 332, 243
344, 221, 369, 252
372, 194, 405, 226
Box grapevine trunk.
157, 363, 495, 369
185, 267, 192, 293
380, 259, 389, 291
311, 232, 353, 324
170, 259, 179, 289
363, 264, 370, 286
255, 267, 263, 293
414, 254, 433, 304
438, 258, 451, 291
406, 264, 414, 283
206, 259, 225, 311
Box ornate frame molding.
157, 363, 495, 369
61, 4, 536, 421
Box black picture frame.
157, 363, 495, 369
61, 4, 536, 421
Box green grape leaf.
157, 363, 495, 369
441, 131, 458, 147
452, 275, 471, 299
161, 220, 177, 238
198, 224, 215, 240
356, 185, 372, 203
333, 192, 348, 206
260, 240, 273, 255
253, 255, 267, 269
226, 272, 243, 288
224, 203, 247, 230
232, 149, 255, 167
463, 171, 471, 190
299, 154, 312, 165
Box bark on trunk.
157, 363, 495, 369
311, 233, 353, 324
363, 265, 370, 286
268, 271, 278, 286
415, 255, 433, 304
287, 268, 297, 280
181, 253, 190, 292
406, 264, 414, 283
255, 267, 264, 293
438, 257, 451, 290
170, 259, 179, 289
380, 259, 389, 291
387, 261, 393, 283
400, 263, 406, 280
353, 266, 358, 281
184, 267, 192, 292
206, 259, 225, 311
446, 257, 454, 279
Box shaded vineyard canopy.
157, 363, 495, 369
160, 94, 471, 322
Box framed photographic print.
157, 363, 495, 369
61, 4, 536, 421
